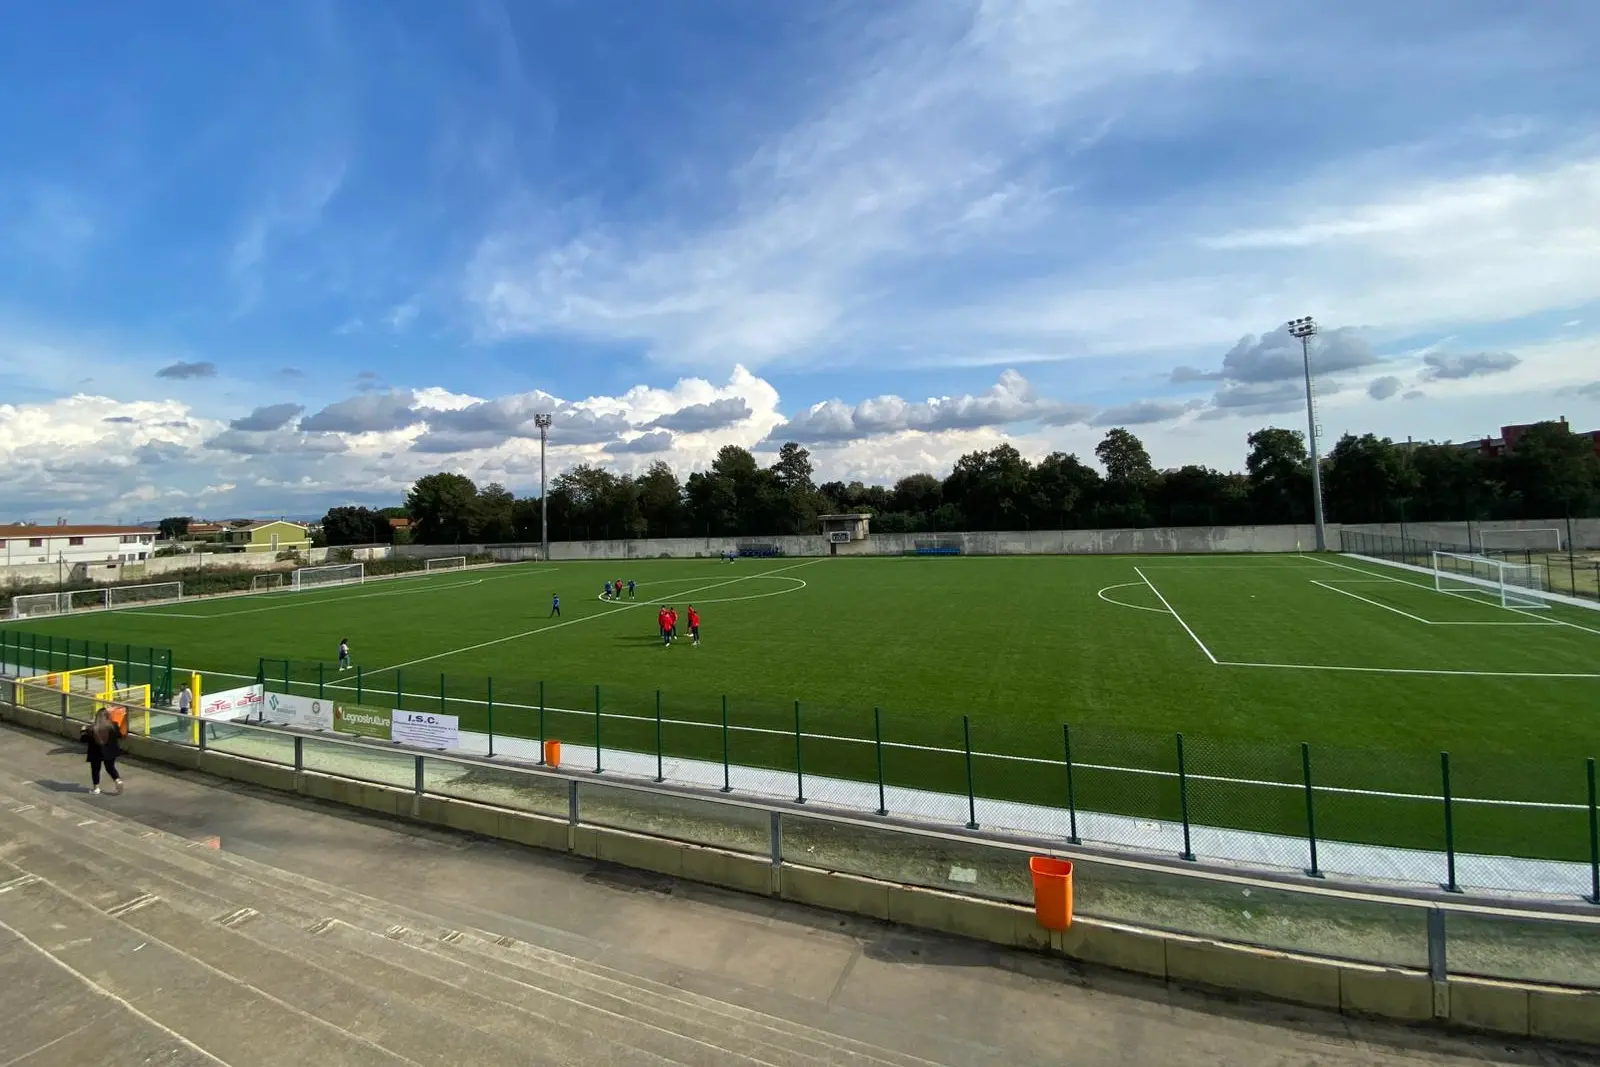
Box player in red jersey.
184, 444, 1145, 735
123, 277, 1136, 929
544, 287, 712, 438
657, 606, 673, 648
687, 605, 701, 647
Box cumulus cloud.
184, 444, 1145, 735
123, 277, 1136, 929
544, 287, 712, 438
1091, 399, 1203, 427
765, 370, 1084, 445
298, 391, 421, 433
203, 428, 350, 456
1199, 381, 1307, 420
229, 403, 306, 432
1367, 375, 1403, 400
1420, 351, 1522, 381
1171, 326, 1378, 386
647, 398, 751, 433
605, 431, 675, 454
155, 360, 217, 380
1403, 390, 1426, 400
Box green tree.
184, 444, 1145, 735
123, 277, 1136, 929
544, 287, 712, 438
320, 506, 390, 546
1027, 452, 1100, 529
1245, 427, 1311, 524
889, 473, 943, 519
405, 472, 479, 544
1323, 433, 1418, 523
472, 482, 517, 543
1501, 420, 1600, 518
943, 444, 1032, 530
1093, 428, 1155, 526
635, 461, 684, 538
1408, 444, 1495, 521
769, 442, 822, 534
157, 516, 191, 540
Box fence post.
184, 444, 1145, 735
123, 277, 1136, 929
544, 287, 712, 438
414, 754, 424, 796
593, 684, 602, 774
793, 700, 805, 804
318, 661, 325, 699
148, 647, 155, 692
873, 706, 887, 816
293, 735, 303, 774
537, 681, 546, 763
654, 690, 664, 783
962, 715, 978, 830
439, 673, 446, 717
1063, 724, 1079, 844
1176, 733, 1195, 862
1587, 757, 1598, 906
720, 695, 731, 793
1302, 742, 1323, 878
395, 669, 403, 711
1441, 751, 1462, 893
356, 665, 364, 704
256, 657, 266, 686
486, 677, 495, 759
1427, 907, 1447, 983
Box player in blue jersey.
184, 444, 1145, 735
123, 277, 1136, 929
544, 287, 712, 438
550, 593, 561, 617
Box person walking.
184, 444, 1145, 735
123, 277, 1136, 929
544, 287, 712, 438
81, 708, 124, 795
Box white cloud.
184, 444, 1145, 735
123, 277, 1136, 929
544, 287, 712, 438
766, 370, 1090, 444
1420, 351, 1522, 381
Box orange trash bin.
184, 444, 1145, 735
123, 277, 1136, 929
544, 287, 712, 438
1029, 856, 1074, 930
542, 739, 561, 768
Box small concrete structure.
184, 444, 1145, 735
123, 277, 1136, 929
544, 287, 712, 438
818, 513, 871, 553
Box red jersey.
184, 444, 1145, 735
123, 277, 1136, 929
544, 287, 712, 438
666, 609, 678, 626
657, 609, 671, 630
687, 609, 700, 628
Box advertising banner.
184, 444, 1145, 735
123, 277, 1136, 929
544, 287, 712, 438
333, 705, 392, 741
262, 692, 334, 731
390, 710, 460, 751
200, 684, 265, 721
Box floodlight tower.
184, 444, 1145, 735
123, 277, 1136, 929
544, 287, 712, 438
1287, 316, 1327, 552
535, 412, 553, 561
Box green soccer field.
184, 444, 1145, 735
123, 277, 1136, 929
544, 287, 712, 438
6, 553, 1599, 863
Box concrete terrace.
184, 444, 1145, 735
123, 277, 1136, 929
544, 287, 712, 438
0, 724, 1584, 1067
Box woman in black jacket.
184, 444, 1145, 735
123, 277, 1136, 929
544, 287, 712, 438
81, 709, 124, 795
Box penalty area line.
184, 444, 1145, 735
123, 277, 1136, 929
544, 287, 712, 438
1134, 566, 1218, 664
1219, 660, 1600, 679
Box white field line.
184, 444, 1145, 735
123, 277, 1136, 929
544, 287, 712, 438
364, 558, 827, 679
1094, 582, 1170, 614
1314, 552, 1600, 638
1310, 579, 1433, 624
1218, 659, 1600, 680
1134, 566, 1217, 663
139, 665, 1592, 813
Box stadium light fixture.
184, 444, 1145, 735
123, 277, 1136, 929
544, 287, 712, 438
1286, 316, 1327, 552
535, 413, 553, 561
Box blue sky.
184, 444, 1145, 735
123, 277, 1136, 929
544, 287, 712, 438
2, 0, 1598, 521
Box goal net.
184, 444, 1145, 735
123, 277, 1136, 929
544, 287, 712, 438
1476, 528, 1563, 553
425, 556, 467, 572
10, 592, 65, 618
1431, 551, 1551, 610
252, 573, 287, 592
292, 562, 364, 591
108, 582, 181, 608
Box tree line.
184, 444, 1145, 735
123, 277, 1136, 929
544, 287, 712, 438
306, 420, 1600, 546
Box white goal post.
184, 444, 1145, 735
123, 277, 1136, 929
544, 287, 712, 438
1431, 551, 1551, 610
424, 556, 468, 572
252, 573, 287, 592
108, 582, 182, 608
9, 592, 64, 618
291, 562, 364, 591
1475, 527, 1563, 553
14, 582, 181, 616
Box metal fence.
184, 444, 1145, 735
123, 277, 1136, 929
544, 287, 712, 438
1340, 529, 1600, 602
0, 629, 175, 704
254, 657, 1600, 901
6, 686, 1598, 990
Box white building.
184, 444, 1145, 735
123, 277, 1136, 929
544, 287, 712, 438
0, 524, 157, 567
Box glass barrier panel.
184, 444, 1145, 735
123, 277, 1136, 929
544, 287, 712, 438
301, 735, 415, 788
579, 780, 769, 854
424, 757, 569, 819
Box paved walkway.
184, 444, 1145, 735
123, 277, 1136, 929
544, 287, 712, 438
0, 723, 1587, 1066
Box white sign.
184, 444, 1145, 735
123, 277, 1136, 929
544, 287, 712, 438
262, 691, 334, 731
390, 709, 459, 751
201, 683, 265, 721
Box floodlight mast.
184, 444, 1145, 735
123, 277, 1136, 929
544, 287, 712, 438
1287, 316, 1327, 552
535, 413, 553, 561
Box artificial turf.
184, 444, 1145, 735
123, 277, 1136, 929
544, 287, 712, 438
5, 552, 1598, 862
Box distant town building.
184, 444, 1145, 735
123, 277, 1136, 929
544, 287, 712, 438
0, 524, 156, 566
1462, 418, 1600, 458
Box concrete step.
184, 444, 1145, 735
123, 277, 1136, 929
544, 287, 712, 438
0, 921, 225, 1067
0, 788, 952, 1067
0, 814, 717, 1067
0, 859, 415, 1067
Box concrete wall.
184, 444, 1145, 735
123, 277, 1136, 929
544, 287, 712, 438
394, 542, 544, 563
541, 524, 1336, 561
